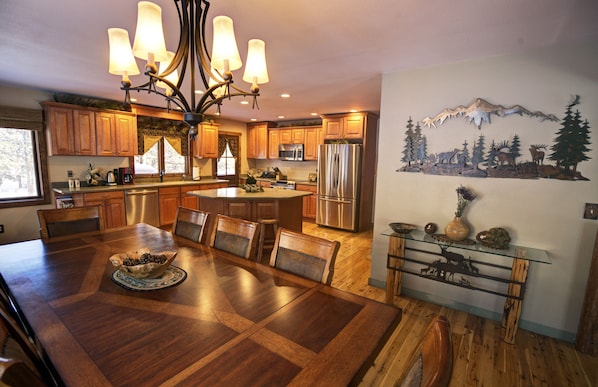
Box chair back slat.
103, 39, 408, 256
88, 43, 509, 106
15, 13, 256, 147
37, 206, 104, 240
269, 228, 340, 285
172, 207, 209, 243
209, 215, 259, 259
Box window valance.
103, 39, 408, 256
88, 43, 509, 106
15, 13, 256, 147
0, 106, 43, 131
137, 116, 189, 155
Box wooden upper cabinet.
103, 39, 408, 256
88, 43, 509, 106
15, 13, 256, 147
322, 112, 373, 140
95, 111, 117, 156
247, 122, 275, 159
115, 113, 137, 156
72, 109, 96, 156
304, 126, 321, 160
45, 105, 75, 155
279, 128, 305, 144
42, 102, 138, 157
279, 129, 292, 144
268, 130, 280, 159
194, 122, 219, 158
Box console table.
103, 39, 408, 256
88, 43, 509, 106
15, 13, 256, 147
383, 229, 550, 343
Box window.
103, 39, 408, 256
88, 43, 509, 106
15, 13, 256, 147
134, 137, 186, 175
0, 106, 50, 208
213, 133, 240, 186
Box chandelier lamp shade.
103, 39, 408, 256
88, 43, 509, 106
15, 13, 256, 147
107, 0, 269, 133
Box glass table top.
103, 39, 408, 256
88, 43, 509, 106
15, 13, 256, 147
381, 228, 550, 264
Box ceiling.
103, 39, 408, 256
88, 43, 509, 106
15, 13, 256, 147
1, 0, 597, 124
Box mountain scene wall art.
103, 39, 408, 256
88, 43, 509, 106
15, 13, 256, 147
397, 97, 592, 181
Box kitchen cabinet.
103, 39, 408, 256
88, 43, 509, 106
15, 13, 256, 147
42, 102, 137, 156
159, 186, 182, 226
247, 122, 275, 159
303, 126, 322, 160
296, 184, 317, 219
72, 191, 126, 229
268, 130, 280, 159
322, 112, 375, 140
280, 128, 305, 144
193, 122, 219, 158
180, 185, 201, 209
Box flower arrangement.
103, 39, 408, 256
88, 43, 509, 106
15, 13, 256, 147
454, 185, 476, 217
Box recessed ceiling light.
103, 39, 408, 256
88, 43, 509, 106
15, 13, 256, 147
195, 90, 204, 95
278, 115, 285, 119
310, 112, 318, 116
280, 93, 291, 98
349, 109, 358, 113
130, 98, 138, 102
240, 100, 249, 105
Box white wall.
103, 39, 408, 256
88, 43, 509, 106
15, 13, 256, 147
371, 39, 598, 341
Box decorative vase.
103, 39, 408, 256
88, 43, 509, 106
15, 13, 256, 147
444, 216, 470, 241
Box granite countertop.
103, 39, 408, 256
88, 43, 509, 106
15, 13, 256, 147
52, 179, 228, 195
187, 187, 313, 199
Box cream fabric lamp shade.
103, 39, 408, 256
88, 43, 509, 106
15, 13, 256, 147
156, 51, 179, 93
132, 1, 168, 62
211, 16, 242, 73
243, 39, 269, 85
108, 28, 140, 76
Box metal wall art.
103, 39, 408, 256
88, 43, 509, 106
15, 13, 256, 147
398, 96, 592, 181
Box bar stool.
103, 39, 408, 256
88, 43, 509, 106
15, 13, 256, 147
257, 218, 279, 263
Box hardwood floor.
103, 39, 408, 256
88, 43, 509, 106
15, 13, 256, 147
300, 221, 598, 387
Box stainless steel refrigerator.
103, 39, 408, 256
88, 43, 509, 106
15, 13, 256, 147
316, 144, 361, 231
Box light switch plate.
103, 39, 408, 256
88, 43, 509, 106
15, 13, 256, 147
583, 203, 598, 220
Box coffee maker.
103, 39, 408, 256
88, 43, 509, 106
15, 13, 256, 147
117, 167, 134, 185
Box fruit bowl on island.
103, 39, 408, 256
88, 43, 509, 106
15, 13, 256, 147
109, 248, 177, 279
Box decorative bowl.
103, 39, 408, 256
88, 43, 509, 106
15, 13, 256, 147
389, 222, 416, 234
109, 248, 177, 279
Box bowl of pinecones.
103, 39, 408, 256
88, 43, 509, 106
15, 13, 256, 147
109, 248, 177, 279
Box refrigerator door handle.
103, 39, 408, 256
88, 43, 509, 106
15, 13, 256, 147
333, 153, 339, 189
319, 197, 352, 204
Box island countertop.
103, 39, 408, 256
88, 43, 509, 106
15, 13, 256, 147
187, 187, 313, 199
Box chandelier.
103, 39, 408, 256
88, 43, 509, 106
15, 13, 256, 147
107, 0, 269, 134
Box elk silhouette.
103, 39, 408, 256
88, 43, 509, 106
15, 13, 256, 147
529, 144, 547, 165
493, 141, 516, 169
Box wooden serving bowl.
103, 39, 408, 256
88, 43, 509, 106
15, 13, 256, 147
109, 248, 177, 279
389, 222, 416, 234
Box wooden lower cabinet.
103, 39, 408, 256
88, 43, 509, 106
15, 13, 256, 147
180, 185, 200, 210
73, 191, 126, 229
296, 184, 317, 219
159, 187, 181, 226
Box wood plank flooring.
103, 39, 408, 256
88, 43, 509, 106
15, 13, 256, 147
300, 221, 598, 387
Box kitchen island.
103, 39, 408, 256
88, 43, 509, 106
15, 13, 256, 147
188, 187, 313, 232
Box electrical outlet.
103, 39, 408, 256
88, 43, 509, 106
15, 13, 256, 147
0, 224, 4, 233
583, 203, 598, 220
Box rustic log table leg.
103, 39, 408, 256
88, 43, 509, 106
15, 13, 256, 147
385, 236, 406, 304
501, 251, 530, 344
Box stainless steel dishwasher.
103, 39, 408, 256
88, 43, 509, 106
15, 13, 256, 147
125, 188, 160, 227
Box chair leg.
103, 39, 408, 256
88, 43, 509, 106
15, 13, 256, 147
258, 224, 266, 262
257, 219, 279, 263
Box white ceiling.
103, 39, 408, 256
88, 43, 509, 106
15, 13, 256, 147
1, 0, 597, 123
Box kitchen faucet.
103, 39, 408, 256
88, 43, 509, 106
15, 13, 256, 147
160, 170, 165, 182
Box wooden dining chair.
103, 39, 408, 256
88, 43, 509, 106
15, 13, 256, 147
209, 214, 259, 259
269, 228, 341, 285
395, 315, 453, 387
0, 300, 60, 386
37, 205, 104, 240
0, 357, 46, 387
172, 207, 209, 244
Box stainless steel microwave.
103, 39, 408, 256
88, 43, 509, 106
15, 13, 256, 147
278, 143, 304, 161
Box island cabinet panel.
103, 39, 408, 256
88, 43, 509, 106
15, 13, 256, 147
72, 191, 126, 229
159, 187, 181, 226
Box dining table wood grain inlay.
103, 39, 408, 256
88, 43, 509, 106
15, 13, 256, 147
0, 224, 401, 386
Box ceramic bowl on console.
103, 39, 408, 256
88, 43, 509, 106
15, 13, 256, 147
109, 248, 177, 279
389, 222, 416, 234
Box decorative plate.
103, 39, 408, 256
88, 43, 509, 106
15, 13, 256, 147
111, 265, 187, 291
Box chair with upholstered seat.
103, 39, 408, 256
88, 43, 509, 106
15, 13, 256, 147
209, 215, 259, 259
37, 205, 104, 240
269, 228, 340, 285
0, 357, 46, 387
172, 207, 209, 244
395, 315, 453, 387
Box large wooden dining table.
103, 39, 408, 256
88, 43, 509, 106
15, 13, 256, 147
0, 224, 401, 386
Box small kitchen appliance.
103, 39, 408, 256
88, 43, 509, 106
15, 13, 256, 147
106, 170, 117, 186
117, 167, 134, 185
